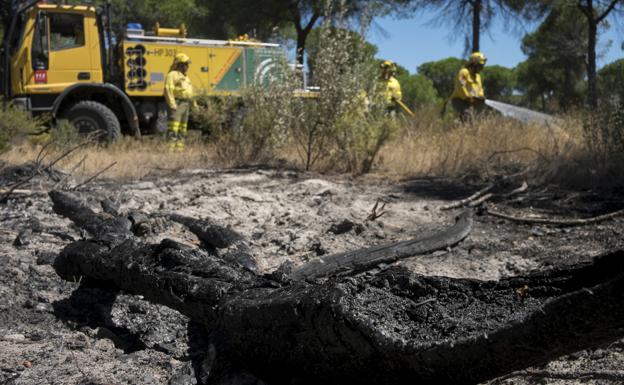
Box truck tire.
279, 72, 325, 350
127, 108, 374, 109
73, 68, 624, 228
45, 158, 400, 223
63, 101, 121, 142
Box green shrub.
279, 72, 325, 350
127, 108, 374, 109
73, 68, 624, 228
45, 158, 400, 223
0, 103, 43, 154
208, 78, 294, 166
197, 3, 404, 174
191, 95, 241, 137
290, 16, 399, 173
48, 119, 82, 149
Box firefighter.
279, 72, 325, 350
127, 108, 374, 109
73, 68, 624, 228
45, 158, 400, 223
378, 60, 402, 115
165, 53, 194, 151
450, 51, 487, 121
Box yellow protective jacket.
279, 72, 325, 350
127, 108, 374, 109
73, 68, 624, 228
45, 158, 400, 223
164, 70, 194, 110
451, 67, 484, 101
380, 76, 402, 106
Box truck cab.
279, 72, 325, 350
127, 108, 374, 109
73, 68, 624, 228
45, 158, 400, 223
1, 2, 313, 142
11, 4, 104, 110
2, 2, 145, 140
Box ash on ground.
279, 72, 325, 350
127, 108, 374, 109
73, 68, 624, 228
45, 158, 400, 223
1, 168, 623, 384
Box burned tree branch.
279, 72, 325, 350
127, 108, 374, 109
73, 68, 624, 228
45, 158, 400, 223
48, 191, 132, 244
441, 168, 531, 211
366, 198, 387, 221
49, 192, 624, 385
440, 183, 494, 210
169, 213, 258, 272
290, 210, 474, 281
71, 161, 117, 191
486, 206, 624, 226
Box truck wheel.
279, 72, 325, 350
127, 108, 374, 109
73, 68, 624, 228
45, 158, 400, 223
63, 101, 121, 142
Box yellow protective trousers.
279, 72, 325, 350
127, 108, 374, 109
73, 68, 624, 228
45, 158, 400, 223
168, 100, 190, 151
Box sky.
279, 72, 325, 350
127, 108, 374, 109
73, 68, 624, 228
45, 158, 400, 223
367, 10, 624, 74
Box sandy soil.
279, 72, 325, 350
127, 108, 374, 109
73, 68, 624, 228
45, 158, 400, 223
1, 167, 623, 384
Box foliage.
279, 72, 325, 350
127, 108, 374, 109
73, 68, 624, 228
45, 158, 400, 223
48, 119, 83, 150
207, 79, 293, 166
66, 0, 203, 31
583, 104, 624, 156
306, 26, 378, 79
481, 65, 515, 102
598, 59, 624, 106
417, 57, 463, 99
396, 73, 440, 108
516, 4, 587, 112
575, 0, 624, 107
291, 20, 388, 173
191, 96, 241, 137
203, 6, 401, 174
197, 0, 411, 64
409, 0, 538, 53
0, 103, 43, 154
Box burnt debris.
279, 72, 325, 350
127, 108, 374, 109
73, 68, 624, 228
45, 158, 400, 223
48, 190, 624, 385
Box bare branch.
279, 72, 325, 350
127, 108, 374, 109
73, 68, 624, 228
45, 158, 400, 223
71, 162, 117, 191
486, 206, 624, 226
440, 183, 495, 210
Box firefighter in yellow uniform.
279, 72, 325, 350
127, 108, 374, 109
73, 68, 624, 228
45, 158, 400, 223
378, 60, 402, 115
450, 51, 487, 121
165, 53, 194, 151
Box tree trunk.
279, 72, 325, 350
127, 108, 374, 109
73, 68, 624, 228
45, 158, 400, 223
296, 29, 308, 66
291, 4, 320, 66
587, 19, 598, 108
49, 191, 624, 385
472, 0, 482, 52
578, 0, 620, 108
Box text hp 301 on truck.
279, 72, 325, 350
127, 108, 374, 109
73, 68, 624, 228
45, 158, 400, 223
1, 1, 301, 141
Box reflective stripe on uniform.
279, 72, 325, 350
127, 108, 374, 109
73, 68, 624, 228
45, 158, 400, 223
168, 121, 181, 134
179, 122, 188, 135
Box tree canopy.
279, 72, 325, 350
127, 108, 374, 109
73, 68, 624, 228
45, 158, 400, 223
516, 3, 588, 112
417, 57, 464, 99
598, 58, 624, 106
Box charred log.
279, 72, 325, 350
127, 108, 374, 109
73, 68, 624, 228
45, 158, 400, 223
290, 210, 473, 281
169, 213, 258, 272
49, 191, 624, 385
49, 191, 132, 245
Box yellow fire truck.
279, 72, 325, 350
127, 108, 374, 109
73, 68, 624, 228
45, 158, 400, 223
1, 1, 300, 140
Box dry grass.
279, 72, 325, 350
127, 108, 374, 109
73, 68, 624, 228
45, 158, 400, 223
3, 111, 621, 192
1, 136, 216, 181
376, 112, 584, 180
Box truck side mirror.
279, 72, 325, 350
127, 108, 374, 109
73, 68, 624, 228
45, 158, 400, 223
32, 11, 49, 70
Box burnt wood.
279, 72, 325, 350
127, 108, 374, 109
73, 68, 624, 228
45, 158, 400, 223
290, 210, 473, 280
49, 191, 624, 385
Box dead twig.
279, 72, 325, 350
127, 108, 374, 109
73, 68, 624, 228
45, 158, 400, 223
468, 193, 494, 207
0, 141, 90, 203
502, 181, 528, 198
484, 147, 545, 178
53, 155, 88, 190
46, 141, 91, 170
414, 298, 436, 307
71, 162, 117, 191
440, 183, 495, 210
367, 198, 387, 221
0, 189, 36, 196
440, 169, 531, 211
486, 206, 624, 226
34, 141, 54, 166
0, 177, 38, 203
